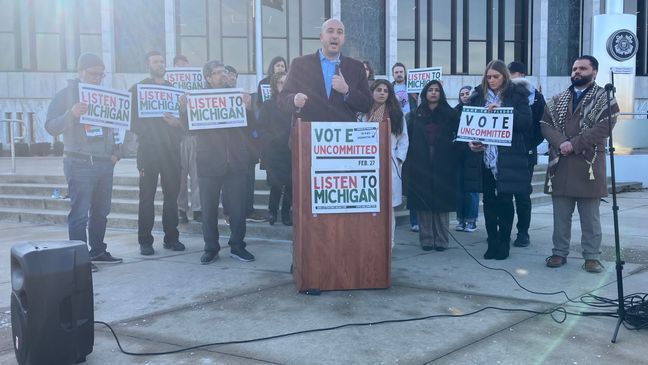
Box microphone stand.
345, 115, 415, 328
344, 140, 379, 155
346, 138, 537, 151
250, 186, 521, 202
604, 82, 626, 343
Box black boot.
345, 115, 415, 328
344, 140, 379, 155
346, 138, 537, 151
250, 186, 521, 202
178, 210, 189, 224
193, 211, 202, 222
483, 238, 497, 260
281, 209, 292, 226
495, 237, 511, 260
269, 210, 277, 225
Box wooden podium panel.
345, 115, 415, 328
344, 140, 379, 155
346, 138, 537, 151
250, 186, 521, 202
292, 121, 391, 291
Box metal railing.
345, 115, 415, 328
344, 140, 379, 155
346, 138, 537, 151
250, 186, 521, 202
619, 112, 648, 118
1, 118, 27, 174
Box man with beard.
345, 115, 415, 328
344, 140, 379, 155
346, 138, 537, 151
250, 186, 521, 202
541, 55, 619, 273
45, 53, 123, 272
391, 62, 418, 116
279, 18, 372, 121
184, 61, 257, 264
392, 62, 420, 233
130, 51, 186, 255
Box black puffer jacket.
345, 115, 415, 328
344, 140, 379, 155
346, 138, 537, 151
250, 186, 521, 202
464, 83, 532, 195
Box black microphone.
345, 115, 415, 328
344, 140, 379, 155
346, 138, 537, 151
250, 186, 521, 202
334, 60, 341, 75
604, 83, 615, 93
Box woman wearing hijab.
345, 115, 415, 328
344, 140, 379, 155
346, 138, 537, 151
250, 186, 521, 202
406, 80, 460, 251
359, 79, 408, 249
467, 60, 532, 260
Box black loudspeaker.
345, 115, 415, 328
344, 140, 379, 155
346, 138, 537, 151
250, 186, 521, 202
11, 241, 94, 365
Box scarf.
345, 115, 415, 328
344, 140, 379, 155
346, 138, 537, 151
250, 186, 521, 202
542, 84, 619, 191
368, 103, 387, 123
483, 90, 501, 179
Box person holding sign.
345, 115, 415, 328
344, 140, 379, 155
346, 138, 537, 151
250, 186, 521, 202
359, 79, 408, 248
259, 72, 293, 226
279, 18, 372, 122
256, 56, 287, 108
130, 51, 186, 256
406, 80, 460, 252
541, 56, 619, 273
184, 60, 257, 264
45, 53, 124, 271
466, 60, 532, 261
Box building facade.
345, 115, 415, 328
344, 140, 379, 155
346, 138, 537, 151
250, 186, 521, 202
0, 0, 646, 145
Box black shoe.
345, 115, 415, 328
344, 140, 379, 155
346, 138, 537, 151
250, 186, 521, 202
193, 211, 202, 222
178, 210, 189, 224
91, 251, 123, 264
163, 241, 186, 251
495, 252, 510, 260
200, 251, 219, 265
513, 234, 530, 247
140, 245, 154, 256
230, 247, 255, 262
422, 246, 434, 251
91, 263, 99, 273
282, 215, 293, 226
268, 211, 277, 226
435, 246, 447, 252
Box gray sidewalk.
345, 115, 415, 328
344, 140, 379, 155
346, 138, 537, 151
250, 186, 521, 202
0, 157, 647, 364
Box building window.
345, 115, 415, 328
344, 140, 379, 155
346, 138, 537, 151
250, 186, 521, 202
628, 0, 647, 75
30, 0, 67, 71
114, 0, 166, 73
77, 0, 103, 58
298, 0, 330, 57
176, 0, 328, 74
0, 0, 19, 70
397, 0, 532, 75
341, 0, 386, 75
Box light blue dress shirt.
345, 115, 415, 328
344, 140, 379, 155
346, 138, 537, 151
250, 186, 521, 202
319, 49, 340, 98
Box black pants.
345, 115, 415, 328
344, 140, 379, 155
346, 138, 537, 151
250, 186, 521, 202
513, 163, 535, 237
482, 168, 514, 255
137, 150, 180, 246
245, 163, 256, 215
268, 184, 292, 218
199, 172, 247, 253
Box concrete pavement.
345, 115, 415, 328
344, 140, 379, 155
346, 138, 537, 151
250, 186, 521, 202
0, 157, 647, 364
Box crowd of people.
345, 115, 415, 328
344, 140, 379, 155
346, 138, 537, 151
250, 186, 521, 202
45, 18, 619, 275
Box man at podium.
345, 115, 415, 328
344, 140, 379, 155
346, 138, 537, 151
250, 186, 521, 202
279, 18, 372, 122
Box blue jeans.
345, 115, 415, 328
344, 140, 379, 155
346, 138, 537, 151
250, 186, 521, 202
63, 157, 114, 257
456, 169, 479, 223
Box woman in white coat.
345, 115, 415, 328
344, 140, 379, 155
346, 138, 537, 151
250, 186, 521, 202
360, 79, 409, 248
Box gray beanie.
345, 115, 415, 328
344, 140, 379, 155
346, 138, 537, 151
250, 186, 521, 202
77, 53, 105, 71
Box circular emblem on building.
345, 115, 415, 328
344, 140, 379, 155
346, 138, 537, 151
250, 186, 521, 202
606, 29, 638, 61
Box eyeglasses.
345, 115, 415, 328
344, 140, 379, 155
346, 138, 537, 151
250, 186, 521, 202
86, 70, 106, 78
210, 69, 228, 77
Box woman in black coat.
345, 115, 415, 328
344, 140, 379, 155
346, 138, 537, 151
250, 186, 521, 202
407, 80, 461, 251
259, 72, 293, 225
466, 60, 532, 260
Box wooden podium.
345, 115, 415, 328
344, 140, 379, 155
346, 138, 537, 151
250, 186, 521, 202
292, 121, 391, 291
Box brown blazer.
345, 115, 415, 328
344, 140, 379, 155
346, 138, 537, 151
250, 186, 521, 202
541, 85, 619, 198
278, 51, 372, 122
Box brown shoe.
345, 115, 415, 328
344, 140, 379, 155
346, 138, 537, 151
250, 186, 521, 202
545, 255, 567, 268
583, 259, 604, 273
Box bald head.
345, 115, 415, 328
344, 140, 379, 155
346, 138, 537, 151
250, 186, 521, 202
320, 18, 345, 59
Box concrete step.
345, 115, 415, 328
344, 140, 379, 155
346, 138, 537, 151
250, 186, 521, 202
0, 174, 272, 189
0, 206, 294, 241
0, 183, 273, 205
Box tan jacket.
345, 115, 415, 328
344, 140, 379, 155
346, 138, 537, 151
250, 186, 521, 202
541, 84, 619, 198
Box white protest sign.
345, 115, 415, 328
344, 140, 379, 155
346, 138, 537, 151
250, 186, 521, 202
165, 67, 204, 90
457, 106, 514, 146
260, 84, 272, 103
186, 88, 248, 130
311, 122, 380, 214
136, 84, 184, 118
78, 83, 131, 130
406, 67, 442, 94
